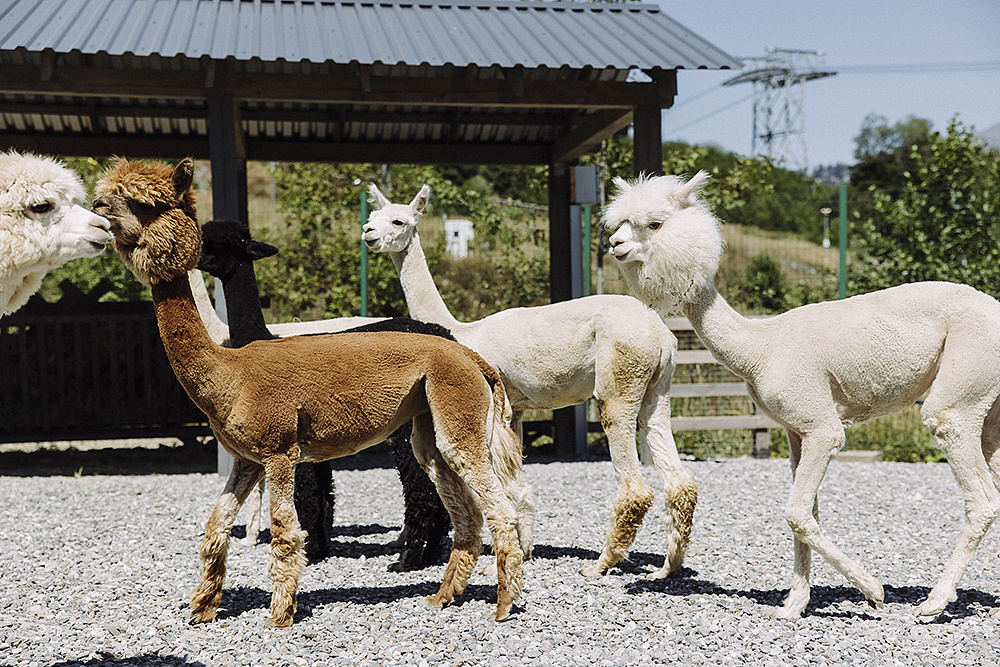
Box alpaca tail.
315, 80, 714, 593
477, 357, 535, 561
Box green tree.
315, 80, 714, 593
850, 116, 1000, 296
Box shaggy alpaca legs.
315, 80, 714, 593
640, 389, 698, 580
386, 423, 451, 571
262, 454, 309, 628
914, 402, 1000, 618
413, 415, 523, 621
190, 457, 264, 623
773, 426, 884, 619
580, 397, 654, 578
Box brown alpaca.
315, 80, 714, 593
93, 158, 531, 627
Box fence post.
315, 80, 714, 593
582, 204, 592, 297
360, 191, 369, 316
838, 183, 847, 300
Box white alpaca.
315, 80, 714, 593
604, 171, 1000, 619
363, 184, 697, 579
1, 151, 112, 316
189, 270, 382, 347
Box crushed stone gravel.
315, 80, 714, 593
2, 458, 999, 666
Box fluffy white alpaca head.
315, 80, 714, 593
602, 171, 722, 312
1, 151, 113, 315
362, 184, 429, 254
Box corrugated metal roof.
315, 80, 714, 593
0, 0, 738, 71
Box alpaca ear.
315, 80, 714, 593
172, 158, 195, 199
247, 239, 279, 261
611, 176, 632, 195
410, 185, 430, 216
676, 170, 710, 204
368, 184, 391, 210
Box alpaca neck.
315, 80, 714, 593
150, 274, 232, 410
389, 232, 461, 328
679, 281, 762, 381
220, 263, 274, 348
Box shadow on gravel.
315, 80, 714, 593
627, 575, 1000, 621
229, 523, 414, 562
51, 653, 206, 667
0, 441, 216, 476
212, 582, 501, 622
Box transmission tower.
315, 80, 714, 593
722, 48, 836, 172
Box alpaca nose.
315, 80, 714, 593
92, 197, 110, 216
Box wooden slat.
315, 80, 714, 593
671, 414, 781, 431
676, 349, 719, 365
670, 382, 750, 398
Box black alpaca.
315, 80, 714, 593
197, 219, 451, 570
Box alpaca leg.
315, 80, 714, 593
915, 406, 1000, 618
239, 477, 266, 546
264, 454, 308, 628
412, 415, 484, 611
190, 457, 263, 623
294, 462, 334, 564
507, 411, 536, 560
774, 426, 884, 619
386, 422, 452, 572
580, 397, 653, 578
771, 431, 816, 618
433, 433, 524, 621
639, 382, 698, 580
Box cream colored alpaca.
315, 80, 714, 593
1, 151, 111, 316
363, 184, 697, 579
94, 158, 531, 626
604, 171, 1000, 619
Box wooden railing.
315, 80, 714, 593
656, 317, 779, 459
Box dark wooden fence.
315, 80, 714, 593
0, 291, 210, 444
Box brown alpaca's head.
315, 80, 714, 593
92, 157, 201, 286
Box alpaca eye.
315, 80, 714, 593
648, 221, 663, 230
392, 219, 406, 227
30, 202, 53, 214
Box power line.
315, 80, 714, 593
664, 94, 752, 135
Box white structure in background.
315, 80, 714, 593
444, 216, 474, 259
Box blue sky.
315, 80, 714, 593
655, 0, 1000, 169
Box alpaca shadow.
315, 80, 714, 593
528, 544, 664, 576
628, 575, 1000, 621
229, 523, 403, 560
50, 653, 205, 667
213, 582, 501, 622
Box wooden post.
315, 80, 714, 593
207, 90, 248, 477
633, 102, 663, 177
549, 162, 587, 457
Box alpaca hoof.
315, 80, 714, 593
266, 614, 294, 628
493, 600, 513, 622
645, 567, 670, 581
913, 600, 946, 619
189, 608, 217, 625
768, 605, 802, 620
578, 565, 606, 579
425, 593, 449, 610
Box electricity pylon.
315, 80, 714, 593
722, 48, 836, 172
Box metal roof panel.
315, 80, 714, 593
0, 0, 738, 71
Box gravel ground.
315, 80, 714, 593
2, 457, 1000, 667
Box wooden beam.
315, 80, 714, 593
0, 63, 662, 109
550, 109, 633, 164
246, 139, 552, 165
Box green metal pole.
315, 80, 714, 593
360, 191, 369, 316
838, 183, 847, 300
582, 204, 592, 297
